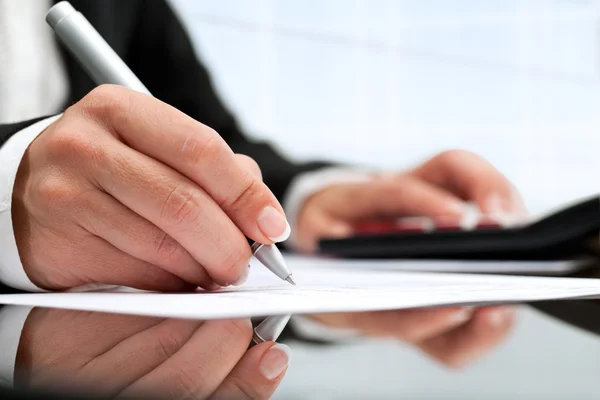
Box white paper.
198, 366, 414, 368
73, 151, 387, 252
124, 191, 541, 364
0, 256, 598, 320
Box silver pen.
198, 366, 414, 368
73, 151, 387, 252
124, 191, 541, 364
45, 1, 295, 286
252, 314, 292, 344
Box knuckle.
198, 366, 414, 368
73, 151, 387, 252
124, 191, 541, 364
222, 319, 253, 343
167, 367, 203, 399
33, 177, 78, 210
78, 84, 129, 124
223, 178, 263, 212
219, 240, 252, 281
154, 332, 186, 360
179, 129, 220, 167
160, 185, 201, 227
227, 377, 261, 399
152, 230, 185, 265
46, 128, 98, 162
86, 84, 124, 109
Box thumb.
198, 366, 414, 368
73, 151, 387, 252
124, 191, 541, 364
295, 209, 353, 253
208, 342, 290, 400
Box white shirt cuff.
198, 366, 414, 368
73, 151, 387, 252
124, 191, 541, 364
0, 115, 62, 292
0, 306, 34, 388
282, 166, 376, 250
282, 167, 377, 342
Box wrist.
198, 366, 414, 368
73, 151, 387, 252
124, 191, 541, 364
0, 306, 34, 388
0, 116, 62, 292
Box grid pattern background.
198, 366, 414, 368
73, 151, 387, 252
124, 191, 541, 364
170, 1, 600, 399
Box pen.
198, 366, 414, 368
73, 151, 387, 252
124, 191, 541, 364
252, 314, 292, 344
45, 1, 295, 286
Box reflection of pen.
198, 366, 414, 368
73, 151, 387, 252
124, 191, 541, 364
252, 314, 292, 344
45, 1, 295, 286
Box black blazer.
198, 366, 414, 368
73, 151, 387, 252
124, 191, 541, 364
0, 0, 330, 296
0, 0, 329, 212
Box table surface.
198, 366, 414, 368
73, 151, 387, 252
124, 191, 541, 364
2, 304, 599, 399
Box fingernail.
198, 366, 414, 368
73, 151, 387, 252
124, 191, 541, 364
257, 206, 291, 242
447, 200, 468, 215
451, 307, 475, 325
259, 343, 291, 380
484, 194, 519, 227
460, 203, 480, 230
232, 264, 250, 286
487, 307, 514, 327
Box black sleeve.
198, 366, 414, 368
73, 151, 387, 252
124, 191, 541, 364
0, 117, 54, 149
124, 1, 331, 201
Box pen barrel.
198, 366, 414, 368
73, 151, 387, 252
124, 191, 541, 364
46, 1, 151, 95
252, 244, 292, 281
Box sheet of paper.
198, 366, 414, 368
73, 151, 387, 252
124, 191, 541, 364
0, 256, 599, 320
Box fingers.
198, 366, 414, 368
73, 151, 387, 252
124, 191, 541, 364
16, 310, 176, 393
311, 307, 474, 342
78, 318, 203, 397
76, 85, 288, 244
77, 190, 217, 290
418, 306, 516, 369
410, 150, 525, 216
209, 342, 290, 400
88, 137, 252, 286
382, 307, 475, 342
331, 174, 465, 220
310, 306, 514, 370
68, 235, 188, 292
119, 319, 253, 399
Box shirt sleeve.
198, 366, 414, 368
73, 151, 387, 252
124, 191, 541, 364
0, 306, 33, 388
0, 116, 62, 292
281, 166, 376, 250
282, 167, 378, 341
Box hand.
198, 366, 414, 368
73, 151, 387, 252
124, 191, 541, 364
294, 149, 526, 253
12, 85, 289, 291
309, 306, 515, 369
14, 307, 290, 399
296, 150, 520, 367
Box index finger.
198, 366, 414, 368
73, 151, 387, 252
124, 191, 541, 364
118, 319, 253, 399
80, 85, 290, 244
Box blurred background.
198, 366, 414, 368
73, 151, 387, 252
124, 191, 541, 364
170, 1, 599, 398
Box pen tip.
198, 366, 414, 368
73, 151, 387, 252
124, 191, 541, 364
285, 275, 296, 285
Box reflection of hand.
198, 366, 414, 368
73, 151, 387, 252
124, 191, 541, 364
310, 306, 515, 369
13, 85, 289, 291
295, 149, 525, 253
15, 308, 290, 399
